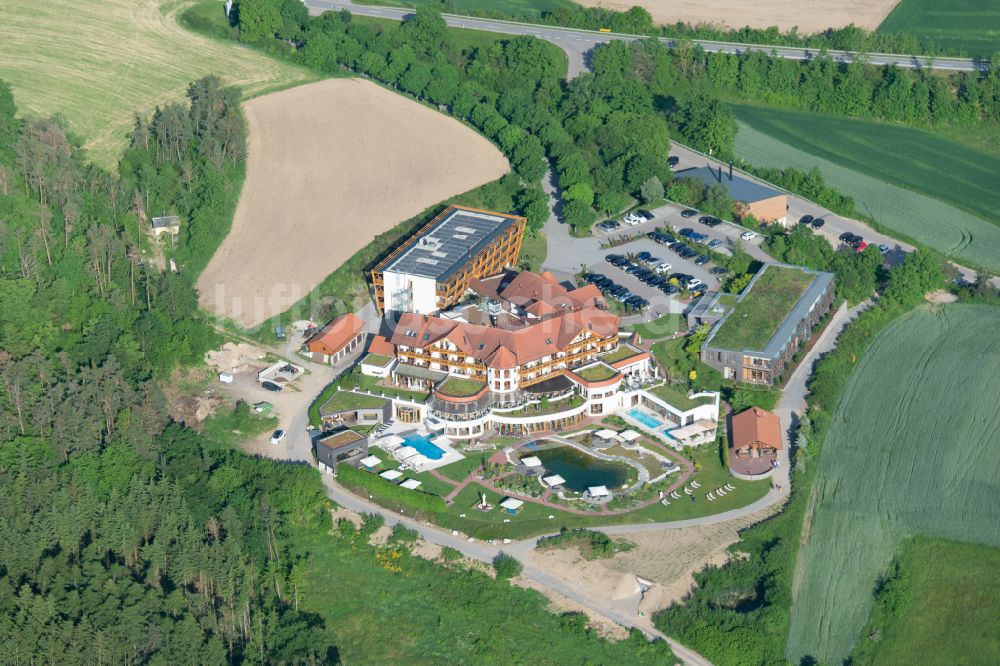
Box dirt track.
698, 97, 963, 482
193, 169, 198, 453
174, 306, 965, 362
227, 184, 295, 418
197, 78, 509, 327
576, 0, 900, 32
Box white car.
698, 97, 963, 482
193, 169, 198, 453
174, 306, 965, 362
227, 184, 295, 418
740, 231, 758, 241
620, 216, 640, 226
686, 278, 703, 289
655, 262, 672, 274
270, 429, 285, 444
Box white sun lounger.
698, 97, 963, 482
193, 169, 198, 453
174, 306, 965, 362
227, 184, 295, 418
690, 480, 701, 489
724, 483, 735, 491
707, 493, 715, 501
684, 487, 693, 495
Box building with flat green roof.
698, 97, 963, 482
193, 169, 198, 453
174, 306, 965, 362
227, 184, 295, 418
700, 263, 835, 385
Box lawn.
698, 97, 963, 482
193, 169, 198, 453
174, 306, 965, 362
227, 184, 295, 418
708, 265, 815, 352
320, 389, 388, 413
0, 0, 314, 168
519, 231, 548, 272
362, 447, 458, 496
436, 376, 487, 397
877, 0, 1000, 58
647, 383, 715, 411
435, 453, 490, 483
625, 313, 685, 340
290, 523, 677, 664
650, 336, 722, 391
786, 304, 1000, 664
851, 537, 1000, 665
733, 107, 1000, 271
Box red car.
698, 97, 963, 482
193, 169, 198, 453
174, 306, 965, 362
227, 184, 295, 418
855, 241, 869, 253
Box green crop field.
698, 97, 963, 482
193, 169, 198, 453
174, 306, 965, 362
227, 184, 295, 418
878, 0, 1000, 59
733, 117, 1000, 272
356, 0, 577, 20
851, 537, 1000, 665
0, 0, 314, 167
786, 304, 1000, 664
734, 105, 1000, 225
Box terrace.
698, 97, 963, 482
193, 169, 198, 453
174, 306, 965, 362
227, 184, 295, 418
647, 383, 715, 411
435, 376, 488, 398
709, 265, 815, 351
573, 363, 619, 382
361, 353, 394, 367
599, 345, 642, 364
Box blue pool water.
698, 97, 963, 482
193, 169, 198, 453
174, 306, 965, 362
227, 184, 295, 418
628, 408, 664, 429
402, 432, 445, 460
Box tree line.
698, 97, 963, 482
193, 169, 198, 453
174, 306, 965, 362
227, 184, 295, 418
0, 78, 338, 662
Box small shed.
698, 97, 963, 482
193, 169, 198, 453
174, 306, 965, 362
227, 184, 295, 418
520, 456, 542, 467
542, 474, 566, 488
218, 371, 234, 384
587, 485, 610, 498
379, 469, 403, 481
500, 497, 524, 514
151, 215, 180, 238
399, 479, 422, 490
358, 455, 382, 469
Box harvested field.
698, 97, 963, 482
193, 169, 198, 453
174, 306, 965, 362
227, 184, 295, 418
786, 304, 1000, 664
576, 0, 900, 32
196, 78, 509, 327
0, 0, 314, 168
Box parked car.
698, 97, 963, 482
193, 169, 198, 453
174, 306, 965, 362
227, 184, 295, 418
660, 283, 680, 295
878, 243, 890, 255
605, 253, 624, 263
707, 239, 723, 249
855, 241, 869, 253
685, 277, 703, 289
839, 232, 853, 242
668, 155, 680, 167
638, 210, 655, 221
681, 209, 698, 218
710, 266, 729, 275
799, 214, 814, 225
261, 381, 282, 392
679, 227, 694, 237
636, 251, 652, 261
701, 216, 722, 227
680, 248, 698, 259
270, 429, 286, 445
695, 255, 710, 265
596, 221, 619, 233
811, 218, 825, 229
655, 261, 672, 273
740, 230, 758, 241
643, 256, 661, 267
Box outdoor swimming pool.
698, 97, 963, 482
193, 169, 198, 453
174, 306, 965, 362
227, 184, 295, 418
628, 408, 664, 429
402, 432, 445, 460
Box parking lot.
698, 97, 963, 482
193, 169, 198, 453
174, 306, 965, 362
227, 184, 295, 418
585, 204, 763, 318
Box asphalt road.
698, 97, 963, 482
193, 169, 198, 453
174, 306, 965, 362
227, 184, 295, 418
304, 0, 986, 79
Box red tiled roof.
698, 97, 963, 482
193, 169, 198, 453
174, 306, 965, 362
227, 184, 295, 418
731, 407, 782, 450
390, 307, 619, 368
368, 334, 394, 356
306, 313, 364, 356
469, 270, 606, 316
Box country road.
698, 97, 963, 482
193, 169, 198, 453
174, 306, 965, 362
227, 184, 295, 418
304, 0, 987, 80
